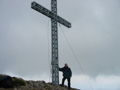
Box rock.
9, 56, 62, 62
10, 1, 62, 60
0, 74, 26, 88
0, 74, 13, 88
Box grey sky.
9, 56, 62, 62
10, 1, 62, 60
0, 0, 120, 89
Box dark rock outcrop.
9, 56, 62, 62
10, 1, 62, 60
0, 74, 26, 88
0, 75, 13, 88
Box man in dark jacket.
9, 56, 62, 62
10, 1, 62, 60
59, 64, 72, 89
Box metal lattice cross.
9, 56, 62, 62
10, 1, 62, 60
31, 0, 71, 85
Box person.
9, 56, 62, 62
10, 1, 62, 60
59, 64, 72, 89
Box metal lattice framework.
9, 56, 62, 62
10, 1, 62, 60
51, 0, 59, 85
31, 0, 71, 85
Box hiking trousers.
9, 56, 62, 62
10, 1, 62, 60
62, 77, 71, 88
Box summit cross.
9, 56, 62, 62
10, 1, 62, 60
31, 0, 71, 85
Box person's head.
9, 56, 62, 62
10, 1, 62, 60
64, 63, 68, 67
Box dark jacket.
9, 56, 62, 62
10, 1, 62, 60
59, 66, 72, 78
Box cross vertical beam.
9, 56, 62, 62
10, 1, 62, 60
51, 0, 59, 85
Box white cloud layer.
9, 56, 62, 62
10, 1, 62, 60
70, 75, 120, 90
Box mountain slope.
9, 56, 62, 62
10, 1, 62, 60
0, 74, 79, 90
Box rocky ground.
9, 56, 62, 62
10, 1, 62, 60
0, 74, 79, 90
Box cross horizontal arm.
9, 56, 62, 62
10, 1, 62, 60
31, 1, 71, 28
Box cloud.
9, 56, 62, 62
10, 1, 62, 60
72, 75, 120, 90
0, 0, 120, 89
